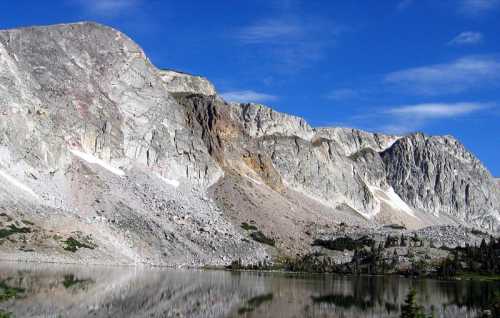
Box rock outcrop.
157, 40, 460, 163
0, 22, 265, 266
159, 69, 216, 96
0, 22, 498, 266
382, 133, 500, 230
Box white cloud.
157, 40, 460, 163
346, 102, 493, 134
237, 19, 303, 44
74, 0, 140, 16
377, 102, 491, 134
448, 31, 483, 45
385, 56, 500, 95
235, 16, 343, 72
220, 90, 278, 103
397, 0, 413, 10
326, 89, 359, 101
459, 0, 500, 15
385, 102, 490, 119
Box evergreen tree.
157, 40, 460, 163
429, 239, 436, 249
392, 249, 399, 268
401, 289, 422, 318
385, 235, 392, 248
401, 234, 407, 247
400, 289, 434, 318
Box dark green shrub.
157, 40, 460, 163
63, 237, 95, 252
0, 224, 31, 239
241, 222, 258, 231
250, 231, 275, 246
312, 236, 374, 251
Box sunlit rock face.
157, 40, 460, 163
0, 22, 265, 266
383, 133, 500, 231
0, 22, 221, 187
159, 69, 216, 96
0, 22, 498, 266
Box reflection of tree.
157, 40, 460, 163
311, 293, 373, 310
311, 275, 499, 316
238, 293, 274, 314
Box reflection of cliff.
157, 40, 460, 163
0, 263, 496, 318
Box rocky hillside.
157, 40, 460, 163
0, 22, 498, 267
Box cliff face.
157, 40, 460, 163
0, 22, 221, 187
382, 134, 500, 230
0, 22, 265, 266
0, 22, 498, 266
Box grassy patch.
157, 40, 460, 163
250, 231, 275, 246
383, 224, 406, 230
238, 293, 273, 314
0, 280, 24, 302
63, 237, 95, 253
241, 222, 258, 231
21, 220, 34, 226
0, 224, 31, 239
457, 273, 500, 282
0, 310, 13, 318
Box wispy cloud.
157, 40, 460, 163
448, 31, 483, 45
234, 15, 344, 72
325, 89, 359, 101
220, 90, 278, 103
237, 19, 303, 44
397, 0, 413, 11
459, 0, 500, 16
385, 102, 490, 119
343, 102, 493, 134
380, 102, 491, 134
73, 0, 141, 17
385, 55, 500, 95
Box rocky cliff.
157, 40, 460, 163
0, 22, 498, 266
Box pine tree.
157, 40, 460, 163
401, 289, 421, 318
392, 249, 399, 268
401, 234, 407, 247
400, 289, 434, 318
429, 239, 436, 249
385, 235, 392, 248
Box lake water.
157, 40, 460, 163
0, 262, 497, 317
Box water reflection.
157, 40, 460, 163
0, 262, 497, 317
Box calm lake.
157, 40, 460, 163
0, 262, 498, 317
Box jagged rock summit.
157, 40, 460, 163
0, 22, 498, 266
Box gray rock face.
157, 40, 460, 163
382, 133, 500, 231
0, 22, 221, 187
0, 22, 498, 266
315, 127, 399, 157
159, 69, 216, 96
230, 102, 315, 140
0, 22, 264, 266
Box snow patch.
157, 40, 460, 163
0, 170, 39, 199
493, 212, 500, 223
157, 174, 180, 188
70, 149, 125, 176
369, 186, 415, 217
243, 174, 263, 185
382, 137, 400, 151
354, 208, 376, 220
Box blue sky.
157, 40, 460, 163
1, 0, 499, 175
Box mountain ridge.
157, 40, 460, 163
0, 22, 498, 266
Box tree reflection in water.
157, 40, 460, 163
0, 263, 497, 318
